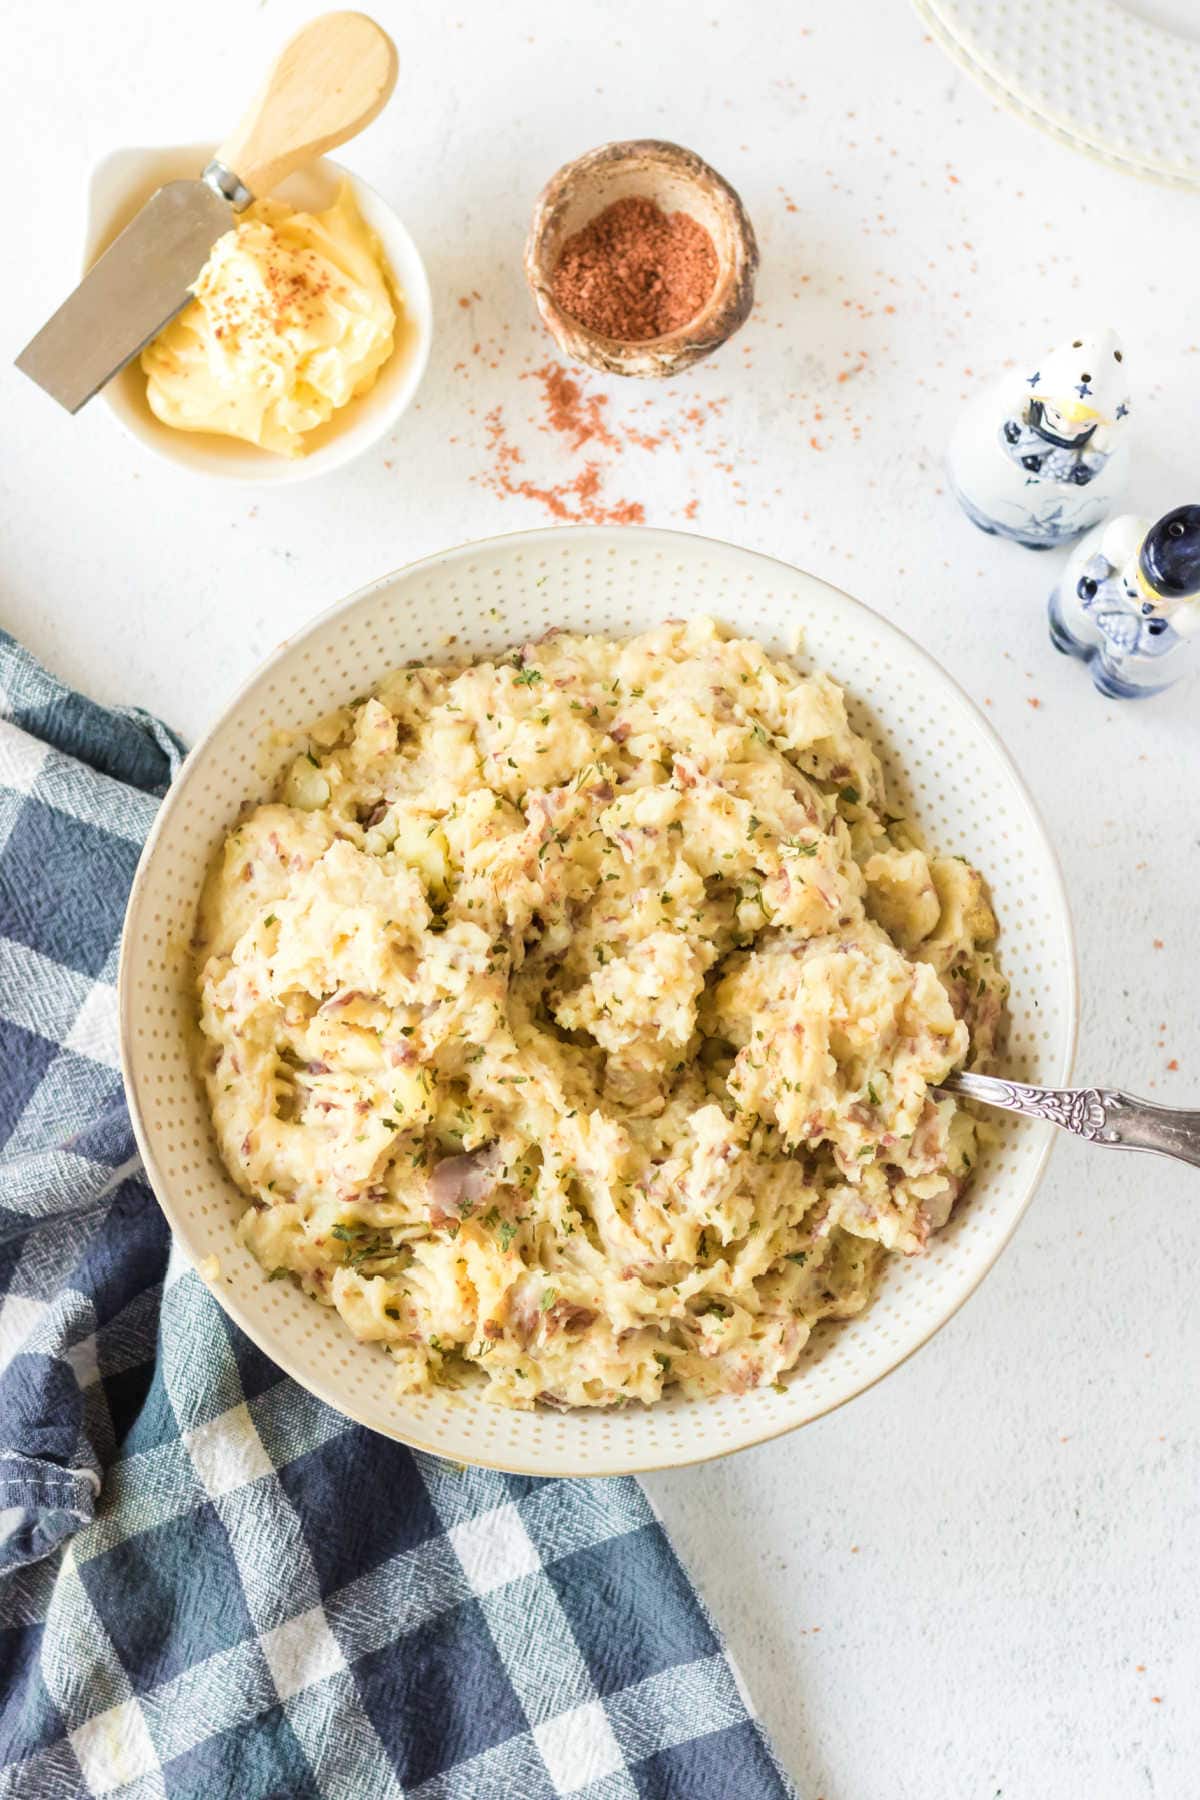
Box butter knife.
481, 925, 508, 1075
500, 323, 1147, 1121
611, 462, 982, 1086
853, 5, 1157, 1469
15, 10, 397, 413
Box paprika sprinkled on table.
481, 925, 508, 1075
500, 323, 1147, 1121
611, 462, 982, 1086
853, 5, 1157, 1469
471, 356, 735, 524
430, 289, 768, 523
480, 406, 645, 525
532, 362, 617, 451
551, 196, 719, 342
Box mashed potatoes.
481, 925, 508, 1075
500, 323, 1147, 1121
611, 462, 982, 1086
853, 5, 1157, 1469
141, 182, 396, 456
195, 618, 1007, 1409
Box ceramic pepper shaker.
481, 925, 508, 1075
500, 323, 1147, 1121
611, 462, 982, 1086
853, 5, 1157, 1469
1049, 505, 1200, 698
947, 330, 1131, 549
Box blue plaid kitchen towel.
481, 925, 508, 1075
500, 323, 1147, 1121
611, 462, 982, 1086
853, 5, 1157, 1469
0, 632, 797, 1800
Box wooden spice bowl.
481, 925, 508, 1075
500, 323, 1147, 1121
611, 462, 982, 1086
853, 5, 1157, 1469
525, 139, 758, 379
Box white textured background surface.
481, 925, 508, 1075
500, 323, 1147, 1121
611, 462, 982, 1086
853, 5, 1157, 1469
3, 3, 1199, 1796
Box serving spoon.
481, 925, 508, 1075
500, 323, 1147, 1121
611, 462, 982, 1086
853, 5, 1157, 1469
939, 1071, 1200, 1170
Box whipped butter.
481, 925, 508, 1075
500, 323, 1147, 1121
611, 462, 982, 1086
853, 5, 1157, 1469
141, 182, 397, 457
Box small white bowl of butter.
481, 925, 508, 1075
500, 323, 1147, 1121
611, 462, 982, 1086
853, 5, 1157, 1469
85, 145, 433, 484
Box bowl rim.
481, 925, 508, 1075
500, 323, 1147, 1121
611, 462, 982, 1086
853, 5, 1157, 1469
84, 143, 434, 487
119, 522, 1079, 1473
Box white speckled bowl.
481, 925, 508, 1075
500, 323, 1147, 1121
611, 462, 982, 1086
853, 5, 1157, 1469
85, 145, 433, 485
119, 526, 1077, 1475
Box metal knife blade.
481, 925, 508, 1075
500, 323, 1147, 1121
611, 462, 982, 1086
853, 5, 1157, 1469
15, 179, 235, 414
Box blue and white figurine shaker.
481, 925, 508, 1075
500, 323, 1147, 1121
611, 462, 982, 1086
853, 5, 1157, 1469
947, 330, 1130, 549
1049, 505, 1200, 698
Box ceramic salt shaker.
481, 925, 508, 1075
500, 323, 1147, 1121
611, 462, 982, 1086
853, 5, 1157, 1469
947, 330, 1130, 549
1049, 504, 1200, 698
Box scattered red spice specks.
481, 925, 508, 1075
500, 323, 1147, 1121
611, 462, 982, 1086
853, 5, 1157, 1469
1152, 1697, 1163, 1705
478, 407, 645, 526
1167, 1059, 1179, 1071
1027, 697, 1042, 709
205, 242, 335, 345
461, 307, 741, 521
1153, 939, 1165, 949
527, 362, 617, 452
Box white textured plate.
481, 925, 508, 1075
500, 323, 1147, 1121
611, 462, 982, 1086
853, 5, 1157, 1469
120, 527, 1077, 1475
914, 0, 1200, 188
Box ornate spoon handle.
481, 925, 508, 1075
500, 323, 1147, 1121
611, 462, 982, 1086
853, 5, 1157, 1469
939, 1072, 1200, 1170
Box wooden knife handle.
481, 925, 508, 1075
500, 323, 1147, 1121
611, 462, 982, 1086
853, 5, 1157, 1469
215, 11, 398, 201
